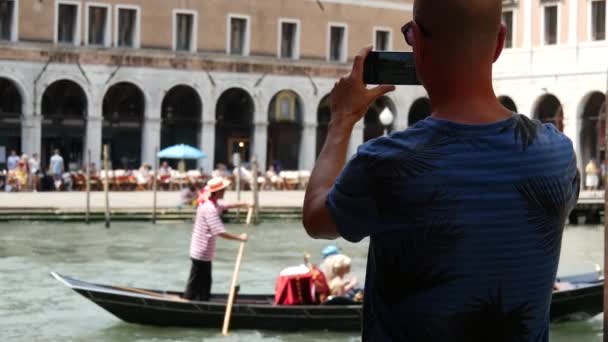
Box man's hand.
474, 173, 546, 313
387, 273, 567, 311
239, 233, 248, 242
330, 46, 395, 130
303, 46, 394, 240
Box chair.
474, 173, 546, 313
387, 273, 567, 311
298, 170, 311, 189
73, 172, 86, 191
281, 171, 300, 190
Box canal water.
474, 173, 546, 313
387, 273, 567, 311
0, 221, 603, 341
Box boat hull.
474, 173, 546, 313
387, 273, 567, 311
52, 272, 602, 331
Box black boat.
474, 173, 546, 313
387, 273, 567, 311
51, 272, 603, 331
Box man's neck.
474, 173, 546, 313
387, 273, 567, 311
427, 76, 512, 125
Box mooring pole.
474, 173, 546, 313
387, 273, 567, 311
152, 146, 158, 224
251, 155, 260, 223
235, 153, 241, 220
85, 149, 91, 224
103, 144, 111, 229
603, 73, 608, 342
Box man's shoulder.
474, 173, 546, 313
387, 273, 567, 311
358, 121, 434, 159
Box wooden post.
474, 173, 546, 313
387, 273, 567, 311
103, 144, 110, 229
235, 153, 241, 220
85, 149, 91, 224
603, 75, 608, 341
152, 146, 158, 224
251, 155, 260, 223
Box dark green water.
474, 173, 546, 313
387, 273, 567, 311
0, 221, 603, 341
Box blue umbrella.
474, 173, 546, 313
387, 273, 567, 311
157, 144, 207, 160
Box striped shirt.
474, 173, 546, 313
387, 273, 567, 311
190, 200, 226, 261
327, 114, 580, 342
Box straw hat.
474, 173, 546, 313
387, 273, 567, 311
204, 177, 231, 193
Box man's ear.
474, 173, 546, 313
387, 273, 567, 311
413, 22, 425, 61
493, 24, 506, 63
413, 22, 425, 84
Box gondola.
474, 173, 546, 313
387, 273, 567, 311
51, 272, 603, 331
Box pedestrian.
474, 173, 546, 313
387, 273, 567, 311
584, 159, 599, 190
183, 177, 250, 301
6, 149, 19, 171
49, 149, 64, 191
28, 153, 40, 191
303, 0, 580, 340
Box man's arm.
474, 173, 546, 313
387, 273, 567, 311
222, 202, 251, 210
219, 232, 248, 242
302, 46, 394, 240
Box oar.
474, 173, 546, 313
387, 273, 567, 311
221, 206, 253, 336
111, 285, 187, 302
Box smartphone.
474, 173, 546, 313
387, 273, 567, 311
363, 51, 420, 85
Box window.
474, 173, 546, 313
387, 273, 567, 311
502, 10, 514, 48
328, 24, 347, 62
228, 15, 249, 55
543, 5, 558, 45
279, 19, 299, 59
374, 29, 391, 51
591, 0, 606, 41
86, 4, 110, 46
0, 0, 16, 41
57, 2, 79, 44
174, 11, 197, 52
116, 6, 139, 48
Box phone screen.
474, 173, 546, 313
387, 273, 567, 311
363, 51, 420, 86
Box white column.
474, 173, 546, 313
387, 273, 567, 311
299, 121, 317, 171
523, 0, 533, 48
253, 121, 268, 169
21, 115, 41, 157
348, 121, 364, 157
85, 116, 102, 167
563, 99, 582, 171
141, 117, 161, 166
568, 0, 579, 45
201, 120, 215, 172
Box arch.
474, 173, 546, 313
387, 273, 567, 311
579, 91, 606, 184
0, 77, 23, 157
408, 97, 432, 126
41, 79, 88, 170
316, 94, 331, 157
499, 96, 518, 112
364, 96, 397, 142
533, 94, 564, 132
160, 85, 202, 169
267, 90, 303, 170
102, 82, 145, 169
215, 87, 254, 168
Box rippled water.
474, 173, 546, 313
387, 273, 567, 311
0, 221, 604, 341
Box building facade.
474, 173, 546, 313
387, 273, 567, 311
0, 0, 606, 175
0, 0, 415, 172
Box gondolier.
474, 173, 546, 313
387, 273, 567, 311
184, 177, 249, 301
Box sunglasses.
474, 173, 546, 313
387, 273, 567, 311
401, 20, 431, 47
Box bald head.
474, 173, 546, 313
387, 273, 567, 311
414, 0, 503, 61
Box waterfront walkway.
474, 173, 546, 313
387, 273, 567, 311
0, 191, 304, 222
0, 190, 602, 222
0, 190, 603, 210
0, 190, 304, 210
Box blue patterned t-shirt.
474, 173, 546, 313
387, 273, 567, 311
327, 114, 580, 342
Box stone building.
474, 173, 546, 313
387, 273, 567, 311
0, 0, 415, 172
0, 0, 607, 177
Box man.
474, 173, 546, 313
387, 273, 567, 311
184, 177, 249, 301
6, 149, 19, 171
28, 153, 40, 191
49, 149, 64, 189
303, 0, 580, 340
